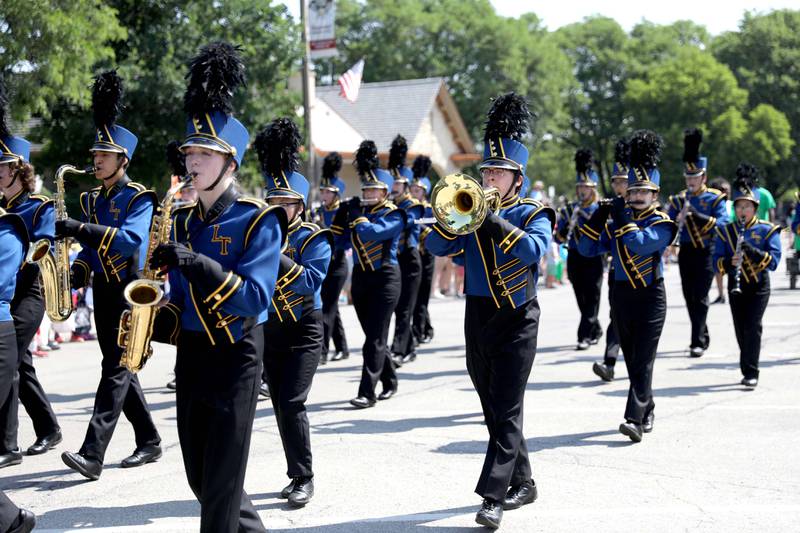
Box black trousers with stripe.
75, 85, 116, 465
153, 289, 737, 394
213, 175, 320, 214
352, 263, 401, 400
612, 280, 666, 425
321, 250, 349, 357
729, 273, 770, 380
176, 329, 266, 533
678, 245, 714, 349
567, 250, 604, 342
391, 247, 422, 357
465, 296, 538, 502
603, 269, 621, 366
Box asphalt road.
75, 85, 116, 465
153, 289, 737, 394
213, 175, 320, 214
2, 250, 799, 532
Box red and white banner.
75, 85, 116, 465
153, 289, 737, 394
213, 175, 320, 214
309, 0, 338, 59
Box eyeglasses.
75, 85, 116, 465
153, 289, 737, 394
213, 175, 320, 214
480, 168, 512, 179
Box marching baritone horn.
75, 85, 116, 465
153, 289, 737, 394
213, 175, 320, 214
117, 173, 194, 373
26, 164, 94, 322
430, 173, 500, 235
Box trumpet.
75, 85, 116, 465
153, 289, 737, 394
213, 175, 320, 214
26, 164, 94, 322
430, 173, 499, 235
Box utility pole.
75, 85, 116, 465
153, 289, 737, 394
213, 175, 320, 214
301, 0, 317, 204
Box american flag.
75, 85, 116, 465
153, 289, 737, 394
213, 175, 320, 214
338, 59, 364, 103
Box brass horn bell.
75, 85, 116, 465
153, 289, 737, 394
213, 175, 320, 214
430, 173, 500, 235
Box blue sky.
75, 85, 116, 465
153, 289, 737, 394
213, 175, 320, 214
278, 0, 799, 35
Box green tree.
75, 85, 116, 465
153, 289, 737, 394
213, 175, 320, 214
0, 0, 125, 119
33, 0, 300, 199
713, 9, 800, 195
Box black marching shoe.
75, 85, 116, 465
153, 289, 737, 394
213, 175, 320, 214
643, 412, 655, 433
503, 480, 538, 510
288, 476, 314, 508
319, 352, 328, 366
592, 362, 614, 382
27, 429, 63, 456
166, 378, 177, 390
280, 478, 296, 499
121, 444, 162, 468
7, 509, 36, 533
377, 388, 397, 401
401, 352, 417, 364
689, 346, 704, 358
475, 498, 503, 529
576, 339, 590, 351
61, 451, 102, 480
0, 449, 22, 469
619, 422, 643, 443
259, 380, 271, 399
331, 351, 349, 361
349, 396, 376, 409
741, 377, 758, 388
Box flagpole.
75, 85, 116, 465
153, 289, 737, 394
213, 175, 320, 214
300, 0, 317, 202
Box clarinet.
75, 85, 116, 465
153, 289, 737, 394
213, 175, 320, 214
730, 216, 746, 295
672, 193, 690, 246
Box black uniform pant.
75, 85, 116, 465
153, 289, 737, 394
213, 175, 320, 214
678, 246, 714, 349
79, 277, 160, 462
465, 296, 538, 502
263, 311, 322, 479
412, 249, 435, 343
1, 275, 59, 454
0, 489, 21, 532
352, 263, 401, 400
391, 247, 422, 357
612, 280, 666, 425
729, 274, 770, 380
567, 250, 604, 342
603, 270, 620, 366
176, 329, 266, 533
0, 322, 18, 457
321, 250, 349, 357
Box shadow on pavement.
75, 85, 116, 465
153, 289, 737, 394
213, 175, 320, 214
36, 499, 200, 529
312, 413, 483, 435
598, 382, 743, 397
434, 429, 631, 454
264, 505, 478, 532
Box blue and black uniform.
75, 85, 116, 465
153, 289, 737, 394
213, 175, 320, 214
390, 193, 424, 360
427, 190, 554, 501
713, 216, 781, 380
667, 185, 728, 351
315, 200, 350, 360
153, 186, 286, 532
0, 190, 60, 456
578, 198, 676, 427
0, 210, 31, 529
69, 176, 161, 463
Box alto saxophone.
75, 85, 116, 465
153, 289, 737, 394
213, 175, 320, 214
26, 165, 94, 322
117, 174, 194, 373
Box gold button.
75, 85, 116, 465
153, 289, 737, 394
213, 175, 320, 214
214, 294, 222, 301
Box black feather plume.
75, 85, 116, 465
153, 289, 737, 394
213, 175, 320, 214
388, 135, 408, 171
322, 152, 342, 180
166, 140, 187, 177
92, 70, 124, 129
0, 77, 10, 139
254, 118, 301, 178
574, 148, 593, 174
484, 92, 531, 142
629, 129, 664, 169
734, 162, 760, 189
354, 140, 379, 178
683, 128, 703, 163
614, 139, 630, 164
412, 155, 432, 179
184, 41, 246, 117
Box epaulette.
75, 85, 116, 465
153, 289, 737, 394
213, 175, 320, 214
301, 221, 321, 232
299, 225, 334, 254
520, 198, 544, 208
29, 194, 50, 203
236, 196, 267, 209
244, 204, 287, 248
125, 182, 147, 192
707, 187, 723, 196
762, 220, 782, 240
127, 187, 158, 211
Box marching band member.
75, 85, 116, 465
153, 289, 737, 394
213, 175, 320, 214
149, 42, 286, 532
577, 130, 676, 443
713, 164, 781, 388
667, 129, 728, 357
0, 89, 61, 467
0, 207, 35, 532
58, 71, 162, 479
410, 155, 435, 346
555, 149, 603, 350
425, 93, 555, 529
388, 135, 425, 365
347, 140, 404, 408
256, 117, 332, 507
315, 152, 350, 363
592, 139, 629, 382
